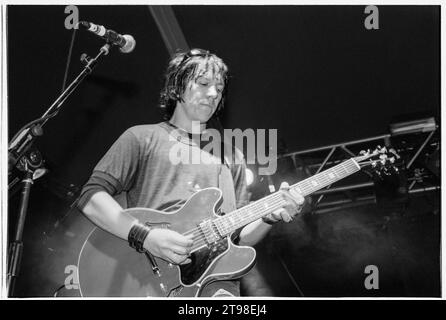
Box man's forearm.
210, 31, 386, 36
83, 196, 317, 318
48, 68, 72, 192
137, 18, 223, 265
238, 219, 273, 246
82, 191, 138, 240
82, 192, 274, 249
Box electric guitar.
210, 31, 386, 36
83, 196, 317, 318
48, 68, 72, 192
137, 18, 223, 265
77, 147, 397, 297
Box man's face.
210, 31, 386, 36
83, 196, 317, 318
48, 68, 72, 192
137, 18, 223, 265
178, 68, 224, 124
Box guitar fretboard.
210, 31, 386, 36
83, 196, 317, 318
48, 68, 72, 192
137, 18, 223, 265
212, 158, 361, 237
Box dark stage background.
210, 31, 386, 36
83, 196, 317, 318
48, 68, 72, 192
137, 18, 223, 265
7, 5, 440, 297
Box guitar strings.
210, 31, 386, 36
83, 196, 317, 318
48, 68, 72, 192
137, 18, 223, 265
190, 160, 358, 248
215, 160, 357, 234
182, 159, 360, 251
220, 160, 358, 236
184, 194, 288, 250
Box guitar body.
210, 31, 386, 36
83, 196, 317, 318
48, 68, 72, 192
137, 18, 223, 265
77, 188, 257, 297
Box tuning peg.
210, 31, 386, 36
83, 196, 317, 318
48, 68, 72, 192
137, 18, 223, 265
389, 148, 401, 159
360, 150, 367, 156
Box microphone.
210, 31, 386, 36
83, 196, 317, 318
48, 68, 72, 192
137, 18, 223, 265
79, 21, 136, 53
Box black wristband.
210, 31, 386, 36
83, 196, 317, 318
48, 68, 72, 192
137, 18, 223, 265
128, 222, 152, 253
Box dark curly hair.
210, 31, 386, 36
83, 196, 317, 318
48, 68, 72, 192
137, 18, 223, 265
159, 48, 229, 120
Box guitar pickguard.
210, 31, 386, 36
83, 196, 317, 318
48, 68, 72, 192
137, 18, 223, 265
180, 238, 229, 285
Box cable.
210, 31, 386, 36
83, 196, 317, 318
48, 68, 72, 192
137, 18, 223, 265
61, 28, 78, 93
53, 284, 66, 297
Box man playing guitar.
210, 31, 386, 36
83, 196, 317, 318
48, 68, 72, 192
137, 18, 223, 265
76, 48, 304, 297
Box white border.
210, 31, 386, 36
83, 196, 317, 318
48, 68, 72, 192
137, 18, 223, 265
0, 1, 444, 301
1, 4, 6, 300
0, 0, 445, 4
441, 3, 444, 302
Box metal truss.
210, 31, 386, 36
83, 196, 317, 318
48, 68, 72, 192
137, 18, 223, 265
273, 118, 440, 215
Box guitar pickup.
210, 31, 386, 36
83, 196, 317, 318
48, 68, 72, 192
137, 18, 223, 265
198, 220, 221, 246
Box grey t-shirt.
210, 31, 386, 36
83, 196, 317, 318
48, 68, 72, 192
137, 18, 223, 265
78, 122, 248, 212
77, 122, 250, 297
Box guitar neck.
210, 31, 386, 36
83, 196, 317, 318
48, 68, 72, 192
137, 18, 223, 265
213, 158, 361, 237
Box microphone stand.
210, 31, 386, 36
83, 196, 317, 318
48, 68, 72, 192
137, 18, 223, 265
7, 43, 112, 297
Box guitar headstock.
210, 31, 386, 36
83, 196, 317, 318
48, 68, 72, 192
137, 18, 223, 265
353, 146, 400, 177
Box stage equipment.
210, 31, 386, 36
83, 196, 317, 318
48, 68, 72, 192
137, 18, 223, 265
7, 30, 133, 296
274, 118, 439, 215
389, 117, 436, 136
79, 21, 136, 53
